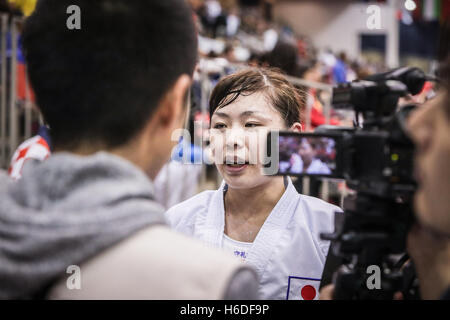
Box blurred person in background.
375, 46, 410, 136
266, 40, 301, 77
278, 137, 303, 174
198, 0, 227, 38
297, 138, 331, 175
165, 68, 342, 300
332, 52, 349, 84
0, 0, 21, 15
0, 0, 259, 300
298, 59, 340, 130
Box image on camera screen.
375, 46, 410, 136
278, 135, 337, 176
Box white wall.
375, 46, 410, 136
273, 0, 400, 68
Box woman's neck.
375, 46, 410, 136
224, 176, 286, 220
223, 177, 286, 242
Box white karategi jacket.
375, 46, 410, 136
165, 177, 341, 300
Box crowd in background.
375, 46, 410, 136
187, 0, 390, 133
0, 0, 438, 205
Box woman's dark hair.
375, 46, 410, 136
209, 68, 305, 127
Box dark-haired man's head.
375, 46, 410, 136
298, 138, 315, 168
22, 0, 198, 178
298, 59, 322, 83
266, 41, 300, 77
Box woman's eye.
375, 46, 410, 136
245, 123, 260, 128
213, 123, 226, 129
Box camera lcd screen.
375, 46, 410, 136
278, 134, 338, 177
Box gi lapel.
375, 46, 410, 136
245, 177, 299, 277
193, 177, 299, 279
193, 181, 227, 248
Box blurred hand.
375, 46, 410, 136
407, 224, 450, 299
319, 284, 334, 300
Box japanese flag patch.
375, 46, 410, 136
286, 276, 321, 300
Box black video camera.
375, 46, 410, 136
266, 67, 434, 299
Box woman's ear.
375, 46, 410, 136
290, 122, 303, 132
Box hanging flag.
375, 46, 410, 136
423, 0, 438, 21
412, 0, 450, 22
8, 135, 51, 180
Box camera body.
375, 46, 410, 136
266, 67, 430, 299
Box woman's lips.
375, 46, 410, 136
224, 164, 248, 174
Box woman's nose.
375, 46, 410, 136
225, 129, 245, 149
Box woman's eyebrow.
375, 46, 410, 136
213, 112, 230, 119
213, 110, 271, 119
241, 110, 271, 119
240, 111, 257, 117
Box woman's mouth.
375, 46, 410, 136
224, 163, 249, 174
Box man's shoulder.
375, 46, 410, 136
47, 225, 247, 299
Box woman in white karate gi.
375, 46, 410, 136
165, 68, 341, 300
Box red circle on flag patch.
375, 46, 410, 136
301, 285, 316, 300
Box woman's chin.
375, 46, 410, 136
223, 175, 251, 189
223, 174, 270, 190
218, 165, 268, 189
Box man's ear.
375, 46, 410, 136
290, 122, 303, 132
157, 74, 191, 129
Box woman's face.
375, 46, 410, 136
299, 140, 315, 166
209, 92, 299, 190
408, 91, 450, 234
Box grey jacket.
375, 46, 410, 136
0, 152, 258, 299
